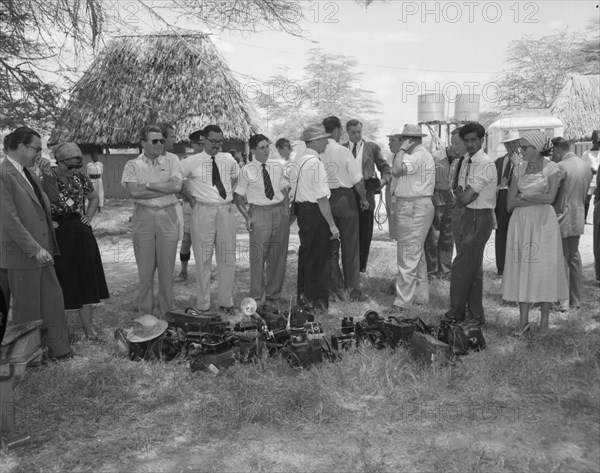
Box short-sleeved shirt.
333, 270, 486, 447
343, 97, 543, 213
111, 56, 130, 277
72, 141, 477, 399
121, 152, 182, 207
393, 144, 435, 198
86, 161, 103, 178
51, 172, 94, 216
180, 151, 239, 204
235, 158, 287, 205
289, 150, 330, 203
457, 148, 497, 209
320, 139, 362, 189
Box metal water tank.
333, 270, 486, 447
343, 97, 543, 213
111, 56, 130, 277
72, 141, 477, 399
454, 94, 480, 121
417, 94, 445, 122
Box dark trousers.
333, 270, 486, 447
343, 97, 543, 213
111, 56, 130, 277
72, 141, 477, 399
297, 202, 331, 310
584, 194, 592, 222
355, 192, 375, 272
562, 236, 582, 308
450, 207, 494, 321
594, 201, 600, 281
494, 189, 512, 274
425, 202, 455, 276
329, 188, 360, 292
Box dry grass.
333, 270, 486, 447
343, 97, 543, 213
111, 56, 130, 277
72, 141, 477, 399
1, 204, 599, 472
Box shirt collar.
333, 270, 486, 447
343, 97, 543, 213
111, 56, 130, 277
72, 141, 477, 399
6, 156, 24, 173
562, 151, 577, 161
142, 153, 165, 165
467, 148, 485, 162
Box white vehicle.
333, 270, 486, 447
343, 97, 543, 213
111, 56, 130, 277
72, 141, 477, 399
486, 110, 564, 161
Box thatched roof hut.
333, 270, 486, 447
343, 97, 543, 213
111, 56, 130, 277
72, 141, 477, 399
50, 34, 261, 147
550, 74, 600, 141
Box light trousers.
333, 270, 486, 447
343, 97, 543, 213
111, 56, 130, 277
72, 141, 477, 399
561, 236, 583, 308
191, 203, 236, 310
394, 197, 434, 308
132, 203, 179, 316
248, 202, 290, 301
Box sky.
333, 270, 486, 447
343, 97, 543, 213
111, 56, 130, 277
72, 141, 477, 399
90, 1, 598, 143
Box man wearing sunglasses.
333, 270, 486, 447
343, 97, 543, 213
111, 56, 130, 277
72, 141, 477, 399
121, 125, 183, 317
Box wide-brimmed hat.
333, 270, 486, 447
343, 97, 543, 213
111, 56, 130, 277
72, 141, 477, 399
521, 130, 552, 153
123, 314, 168, 343
386, 128, 403, 137
398, 124, 427, 138
300, 125, 331, 142
500, 129, 520, 143
54, 142, 83, 162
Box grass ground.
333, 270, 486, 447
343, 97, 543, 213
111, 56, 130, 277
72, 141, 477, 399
1, 199, 599, 473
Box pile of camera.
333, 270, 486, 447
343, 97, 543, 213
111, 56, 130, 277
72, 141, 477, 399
115, 299, 486, 373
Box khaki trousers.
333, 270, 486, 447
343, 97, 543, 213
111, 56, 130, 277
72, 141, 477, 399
393, 197, 434, 308
191, 203, 236, 310
248, 202, 290, 301
132, 203, 179, 316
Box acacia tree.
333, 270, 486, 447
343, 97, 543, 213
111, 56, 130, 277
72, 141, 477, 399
257, 49, 381, 141
494, 29, 595, 110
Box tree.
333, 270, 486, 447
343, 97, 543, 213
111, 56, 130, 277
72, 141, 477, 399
574, 18, 600, 74
494, 30, 596, 110
257, 49, 381, 141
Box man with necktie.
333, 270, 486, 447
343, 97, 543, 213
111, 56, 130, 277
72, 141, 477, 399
180, 125, 240, 313
448, 122, 497, 324
235, 134, 290, 305
0, 127, 72, 359
344, 119, 391, 273
494, 130, 521, 277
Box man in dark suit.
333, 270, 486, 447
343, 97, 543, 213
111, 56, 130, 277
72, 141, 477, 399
344, 119, 391, 273
0, 127, 72, 359
494, 130, 521, 277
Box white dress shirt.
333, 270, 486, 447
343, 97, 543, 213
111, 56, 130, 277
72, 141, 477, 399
320, 139, 362, 189
180, 151, 240, 203
289, 150, 330, 203
235, 158, 287, 205
457, 148, 497, 209
393, 144, 435, 198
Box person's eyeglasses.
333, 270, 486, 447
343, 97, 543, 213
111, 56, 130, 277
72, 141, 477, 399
206, 139, 224, 145
150, 139, 165, 145
521, 145, 533, 151
25, 144, 43, 153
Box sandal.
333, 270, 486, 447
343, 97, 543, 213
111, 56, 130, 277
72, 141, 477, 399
512, 323, 531, 338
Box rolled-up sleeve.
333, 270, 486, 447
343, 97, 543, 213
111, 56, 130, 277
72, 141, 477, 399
470, 161, 496, 193
121, 159, 139, 186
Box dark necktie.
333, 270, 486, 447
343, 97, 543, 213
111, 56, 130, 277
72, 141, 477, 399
502, 158, 513, 186
23, 167, 44, 205
211, 156, 227, 200
262, 163, 274, 200
452, 156, 465, 190
352, 142, 358, 158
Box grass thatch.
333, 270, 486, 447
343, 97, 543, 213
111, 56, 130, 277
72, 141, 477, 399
550, 74, 600, 141
49, 33, 262, 147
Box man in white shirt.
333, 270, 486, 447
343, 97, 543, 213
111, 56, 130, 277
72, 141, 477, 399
344, 119, 391, 273
180, 125, 240, 313
321, 116, 369, 301
235, 134, 290, 304
289, 125, 340, 311
448, 122, 497, 324
121, 125, 183, 317
390, 124, 436, 310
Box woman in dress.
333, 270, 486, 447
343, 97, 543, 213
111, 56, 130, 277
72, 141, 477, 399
501, 130, 568, 335
50, 142, 109, 340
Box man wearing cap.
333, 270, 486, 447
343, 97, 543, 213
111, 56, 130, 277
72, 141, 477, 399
0, 126, 72, 359
390, 124, 435, 310
321, 116, 369, 301
344, 119, 391, 273
290, 125, 339, 311
424, 128, 464, 280
494, 130, 521, 277
448, 122, 497, 324
552, 137, 593, 310
180, 125, 240, 313
121, 125, 183, 317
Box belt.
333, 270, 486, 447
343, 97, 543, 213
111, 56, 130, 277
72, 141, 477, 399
88, 174, 101, 179
330, 187, 353, 192
195, 200, 232, 207
249, 200, 285, 210
394, 195, 433, 201
135, 202, 177, 211
498, 188, 509, 192
52, 213, 80, 222
464, 207, 494, 212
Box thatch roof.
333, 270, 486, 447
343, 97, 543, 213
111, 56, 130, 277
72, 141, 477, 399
50, 34, 261, 147
550, 74, 600, 141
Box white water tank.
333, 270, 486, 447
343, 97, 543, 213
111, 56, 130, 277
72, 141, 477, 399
454, 94, 480, 121
417, 94, 445, 122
